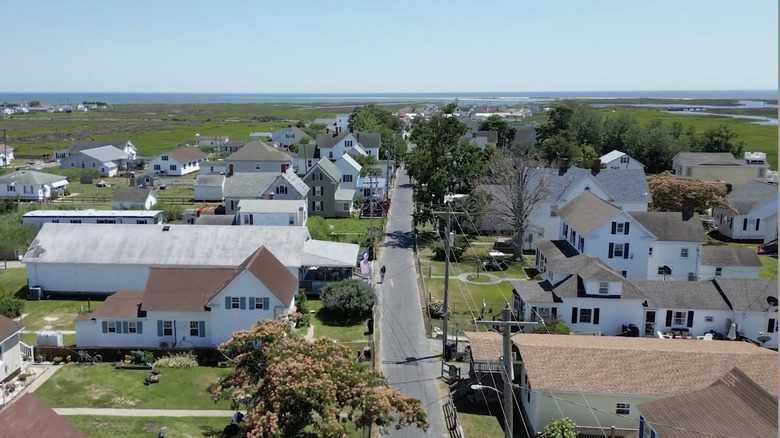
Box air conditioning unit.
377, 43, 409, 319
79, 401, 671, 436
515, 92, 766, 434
28, 286, 43, 300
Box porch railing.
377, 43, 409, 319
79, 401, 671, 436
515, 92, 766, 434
575, 426, 638, 438
19, 342, 34, 368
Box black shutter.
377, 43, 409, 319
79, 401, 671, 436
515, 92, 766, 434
624, 243, 630, 259
756, 218, 760, 231
593, 308, 600, 325
665, 310, 673, 327
611, 222, 616, 234
608, 243, 614, 259
624, 222, 630, 234
571, 307, 578, 324
743, 218, 748, 231
551, 308, 558, 318
531, 307, 537, 321
686, 311, 694, 328
768, 319, 776, 333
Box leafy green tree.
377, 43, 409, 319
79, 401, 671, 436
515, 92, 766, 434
303, 122, 328, 139
693, 123, 745, 157
450, 141, 491, 193
28, 100, 40, 107
478, 115, 516, 148
647, 173, 728, 213
157, 203, 185, 222
211, 320, 428, 438
535, 103, 575, 144
320, 279, 375, 321
532, 318, 571, 335
295, 120, 306, 128
574, 144, 600, 168
348, 105, 405, 160
430, 234, 469, 262
0, 295, 23, 318
540, 134, 580, 164
543, 418, 577, 438
306, 216, 332, 241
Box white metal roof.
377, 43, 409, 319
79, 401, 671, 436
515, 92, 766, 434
302, 240, 359, 267
23, 210, 163, 218
238, 199, 306, 214
599, 150, 627, 163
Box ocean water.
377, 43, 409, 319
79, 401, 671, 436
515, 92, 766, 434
0, 90, 776, 106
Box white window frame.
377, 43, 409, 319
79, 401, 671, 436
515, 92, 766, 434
649, 247, 653, 256
550, 205, 558, 217
613, 243, 625, 258
230, 297, 241, 309
254, 298, 264, 310
598, 282, 609, 294
161, 155, 169, 161
314, 186, 322, 196
672, 311, 687, 326
169, 164, 177, 171
685, 167, 692, 176
616, 403, 630, 415
619, 156, 629, 164
163, 320, 173, 336
680, 248, 688, 258
189, 321, 199, 336
715, 267, 722, 276
344, 140, 353, 148
314, 201, 322, 212
343, 202, 351, 211
616, 222, 625, 234
107, 321, 117, 333
128, 322, 137, 333
579, 309, 593, 324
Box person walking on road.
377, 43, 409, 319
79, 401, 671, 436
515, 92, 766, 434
379, 265, 386, 283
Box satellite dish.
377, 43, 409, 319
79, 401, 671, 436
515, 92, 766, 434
757, 335, 771, 343
767, 296, 778, 307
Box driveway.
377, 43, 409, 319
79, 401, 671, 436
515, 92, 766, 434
379, 167, 447, 438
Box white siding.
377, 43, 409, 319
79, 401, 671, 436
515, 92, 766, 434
112, 194, 157, 211
645, 242, 702, 281
699, 265, 760, 281
735, 310, 778, 349
603, 155, 645, 170
23, 213, 163, 230
0, 183, 64, 201
239, 212, 302, 227
228, 161, 290, 173
334, 160, 360, 191
149, 157, 202, 176
27, 263, 151, 294
713, 201, 777, 240
577, 213, 652, 280
0, 333, 22, 381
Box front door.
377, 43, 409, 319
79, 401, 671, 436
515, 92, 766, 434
643, 310, 656, 336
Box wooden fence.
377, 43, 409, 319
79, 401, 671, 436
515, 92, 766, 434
53, 196, 195, 205
442, 392, 464, 438
537, 426, 638, 438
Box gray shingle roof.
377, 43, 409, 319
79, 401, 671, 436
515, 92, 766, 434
194, 174, 225, 187
557, 190, 620, 235
700, 246, 762, 267
511, 280, 556, 303
316, 131, 380, 150
164, 146, 208, 163
194, 215, 236, 225
80, 145, 129, 162
0, 170, 67, 186
335, 188, 355, 201
225, 141, 292, 162
68, 140, 131, 154
289, 143, 320, 160
674, 152, 748, 167
725, 180, 778, 215
627, 279, 732, 310
223, 173, 278, 198
715, 278, 779, 312
111, 187, 153, 203
628, 211, 707, 242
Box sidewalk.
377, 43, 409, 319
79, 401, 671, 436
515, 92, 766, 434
54, 408, 235, 417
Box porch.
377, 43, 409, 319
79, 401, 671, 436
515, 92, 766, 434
299, 266, 356, 294
20, 342, 34, 370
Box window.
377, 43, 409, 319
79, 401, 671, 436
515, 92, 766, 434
6, 185, 14, 192
680, 248, 688, 258
161, 155, 169, 161
92, 162, 96, 168
578, 237, 584, 252
243, 215, 250, 224
190, 321, 200, 336
550, 205, 558, 217
705, 316, 714, 322
70, 162, 75, 168
328, 151, 333, 159
314, 186, 323, 196
715, 267, 722, 276
620, 156, 629, 164
649, 247, 653, 256
169, 164, 177, 171
289, 216, 295, 225
136, 220, 147, 224
255, 163, 261, 170
128, 322, 138, 333
254, 298, 264, 309
673, 311, 686, 326
563, 223, 569, 238
598, 282, 609, 294
276, 185, 288, 194
342, 174, 353, 183
230, 297, 241, 309
344, 140, 353, 148
343, 202, 351, 211
616, 403, 630, 415
51, 219, 59, 223
613, 243, 625, 258
107, 321, 117, 333
314, 201, 322, 212
163, 321, 173, 336
756, 218, 761, 231
579, 309, 593, 324
70, 219, 82, 224
759, 168, 766, 177
616, 222, 625, 234
657, 266, 671, 276
685, 167, 692, 176
621, 270, 627, 278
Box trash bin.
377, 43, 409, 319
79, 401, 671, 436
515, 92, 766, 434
367, 318, 374, 335
444, 342, 456, 361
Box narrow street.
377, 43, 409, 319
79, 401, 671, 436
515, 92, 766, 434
379, 167, 448, 438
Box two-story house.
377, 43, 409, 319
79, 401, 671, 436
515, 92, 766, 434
224, 140, 292, 173
302, 157, 354, 218
316, 131, 380, 160
60, 145, 130, 176
0, 146, 14, 166
334, 154, 361, 191
272, 126, 308, 147
599, 150, 645, 170
712, 180, 778, 241
149, 146, 207, 176
672, 151, 771, 189
222, 169, 308, 215
0, 170, 68, 201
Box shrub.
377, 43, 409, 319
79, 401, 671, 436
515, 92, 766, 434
130, 350, 155, 365
431, 234, 468, 262
154, 351, 198, 368
52, 357, 63, 365
295, 291, 311, 328
320, 279, 375, 321
533, 318, 571, 335
157, 203, 186, 222
35, 354, 45, 363
543, 418, 577, 438
0, 295, 23, 319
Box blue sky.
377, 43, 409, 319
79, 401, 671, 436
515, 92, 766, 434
2, 0, 777, 93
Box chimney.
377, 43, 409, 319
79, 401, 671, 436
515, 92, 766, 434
559, 158, 569, 173
269, 192, 275, 200
591, 158, 601, 173
725, 183, 733, 194
682, 197, 695, 221
228, 163, 234, 176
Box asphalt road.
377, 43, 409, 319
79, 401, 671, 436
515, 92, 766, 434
380, 167, 448, 438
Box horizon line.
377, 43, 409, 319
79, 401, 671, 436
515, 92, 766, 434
1, 89, 777, 94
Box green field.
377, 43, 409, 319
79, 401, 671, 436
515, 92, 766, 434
65, 416, 230, 438
307, 300, 371, 343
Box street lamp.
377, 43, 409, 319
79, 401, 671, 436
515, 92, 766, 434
471, 384, 501, 392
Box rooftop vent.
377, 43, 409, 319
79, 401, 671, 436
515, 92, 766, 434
162, 225, 171, 232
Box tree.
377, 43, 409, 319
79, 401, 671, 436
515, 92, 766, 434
295, 120, 306, 128
0, 295, 23, 318
352, 154, 382, 178
306, 216, 332, 241
431, 234, 469, 262
28, 100, 40, 107
479, 142, 561, 259
478, 115, 516, 148
211, 320, 428, 438
532, 318, 571, 335
348, 105, 405, 160
543, 418, 577, 438
540, 134, 579, 165
450, 141, 492, 193
647, 173, 728, 213
693, 123, 745, 157
535, 103, 575, 144
320, 279, 375, 321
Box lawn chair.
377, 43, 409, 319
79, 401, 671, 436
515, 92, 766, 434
657, 331, 672, 339
696, 333, 714, 341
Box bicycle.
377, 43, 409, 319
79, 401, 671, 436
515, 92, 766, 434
77, 350, 102, 365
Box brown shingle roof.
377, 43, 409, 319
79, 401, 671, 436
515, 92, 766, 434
0, 314, 22, 342
628, 211, 707, 242
557, 190, 620, 235
512, 334, 778, 397
141, 267, 239, 312
0, 393, 85, 438
164, 146, 207, 163
240, 246, 297, 307
638, 368, 778, 438
83, 289, 144, 319
225, 140, 292, 161
465, 331, 506, 362
700, 245, 762, 267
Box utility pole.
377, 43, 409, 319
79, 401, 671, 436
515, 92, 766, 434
368, 174, 375, 245
432, 202, 467, 355
385, 134, 393, 202
474, 304, 540, 438
2, 129, 6, 168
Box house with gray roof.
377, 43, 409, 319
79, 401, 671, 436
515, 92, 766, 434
60, 145, 130, 176
194, 174, 226, 201
272, 126, 308, 147
477, 165, 650, 250
222, 172, 281, 215
672, 151, 770, 188
712, 179, 778, 241
149, 146, 207, 176
0, 170, 68, 201
56, 139, 136, 161
111, 187, 157, 210
699, 245, 763, 280
224, 140, 292, 173
316, 131, 380, 160
302, 157, 354, 218
289, 143, 320, 175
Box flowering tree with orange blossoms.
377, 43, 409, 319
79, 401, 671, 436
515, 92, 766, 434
647, 173, 729, 213
210, 320, 429, 438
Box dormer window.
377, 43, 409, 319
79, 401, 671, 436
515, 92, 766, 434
344, 140, 353, 148
162, 156, 168, 161
598, 282, 609, 294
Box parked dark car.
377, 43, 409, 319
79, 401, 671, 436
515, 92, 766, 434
484, 260, 508, 271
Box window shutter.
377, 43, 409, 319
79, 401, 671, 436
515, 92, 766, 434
593, 308, 600, 325
531, 307, 537, 321
263, 297, 270, 309
571, 307, 578, 324
551, 308, 558, 318
225, 296, 231, 309
743, 218, 748, 231
756, 218, 760, 231
102, 321, 108, 333
624, 222, 630, 234
624, 243, 630, 259
157, 320, 164, 337
611, 222, 616, 234
665, 310, 673, 327
249, 297, 255, 309
686, 311, 694, 328
137, 322, 143, 334
768, 319, 776, 333
608, 243, 614, 259
122, 322, 129, 334
199, 321, 205, 338
240, 297, 247, 309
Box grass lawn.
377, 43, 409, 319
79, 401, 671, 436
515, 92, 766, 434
759, 255, 778, 279
18, 298, 102, 332
307, 301, 371, 343
65, 416, 230, 438
0, 267, 28, 296
425, 277, 515, 333
36, 364, 233, 409
455, 398, 505, 438
416, 233, 531, 280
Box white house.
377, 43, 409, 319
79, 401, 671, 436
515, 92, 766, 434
0, 146, 14, 166
193, 174, 225, 201
599, 150, 645, 170
272, 126, 308, 147
478, 166, 650, 250
224, 141, 293, 173
712, 180, 778, 241
465, 333, 778, 435
23, 224, 359, 295
216, 141, 246, 154
356, 176, 387, 199
23, 210, 163, 229
75, 246, 298, 348
60, 145, 129, 177
149, 146, 207, 176
334, 154, 361, 191
316, 131, 380, 160
55, 140, 137, 162
289, 144, 320, 176
249, 132, 272, 141
555, 190, 706, 281
699, 246, 762, 280
196, 135, 229, 148
0, 170, 68, 201
111, 187, 158, 210
258, 169, 310, 201
237, 199, 308, 226
223, 171, 307, 215
335, 114, 350, 133
0, 315, 32, 383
